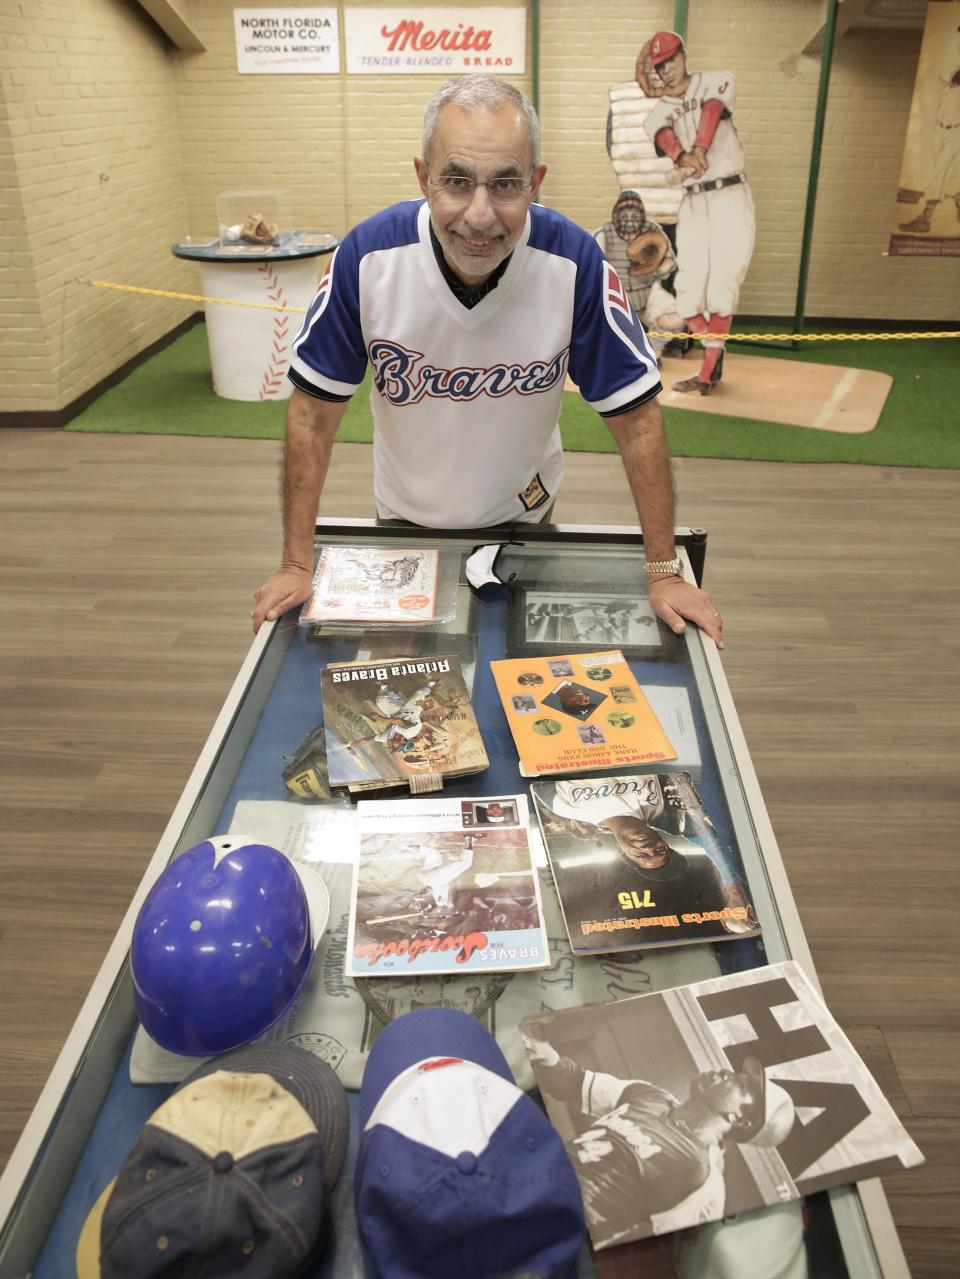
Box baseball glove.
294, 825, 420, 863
240, 212, 279, 244
281, 724, 334, 800
626, 228, 670, 274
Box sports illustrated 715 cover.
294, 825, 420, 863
320, 654, 489, 790
490, 650, 677, 778
522, 960, 923, 1250
346, 795, 550, 977
532, 771, 759, 954
302, 545, 440, 623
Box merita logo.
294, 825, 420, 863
379, 20, 494, 52
368, 340, 570, 405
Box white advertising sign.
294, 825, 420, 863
345, 7, 526, 75
234, 8, 340, 74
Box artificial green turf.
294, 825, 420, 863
67, 322, 960, 468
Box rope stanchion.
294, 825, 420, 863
88, 279, 308, 315
85, 279, 960, 341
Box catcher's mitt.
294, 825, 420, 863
626, 227, 670, 274
281, 724, 334, 800
240, 211, 279, 244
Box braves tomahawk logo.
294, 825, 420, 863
368, 339, 570, 406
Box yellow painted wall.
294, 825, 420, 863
2, 0, 956, 414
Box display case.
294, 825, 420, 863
0, 522, 910, 1279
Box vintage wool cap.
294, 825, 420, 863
76, 1043, 348, 1279
355, 1008, 586, 1279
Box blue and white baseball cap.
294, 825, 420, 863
355, 1008, 586, 1279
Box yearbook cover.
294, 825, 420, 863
490, 650, 676, 777
320, 655, 489, 792
522, 961, 923, 1249
346, 795, 550, 977
531, 771, 759, 953
302, 546, 440, 624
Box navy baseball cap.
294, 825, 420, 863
356, 1008, 586, 1279
76, 1044, 349, 1279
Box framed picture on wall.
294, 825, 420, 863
508, 588, 676, 659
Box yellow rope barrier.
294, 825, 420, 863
86, 279, 960, 341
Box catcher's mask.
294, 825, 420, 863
612, 190, 646, 241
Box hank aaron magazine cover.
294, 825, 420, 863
346, 795, 550, 977
522, 960, 923, 1250
302, 546, 440, 624
320, 654, 488, 792
532, 771, 759, 955
490, 650, 676, 777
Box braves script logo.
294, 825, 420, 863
566, 776, 660, 807
368, 339, 570, 406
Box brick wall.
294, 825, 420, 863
172, 1, 533, 236
0, 0, 194, 414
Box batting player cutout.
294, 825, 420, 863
641, 31, 756, 395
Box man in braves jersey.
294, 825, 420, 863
642, 31, 755, 395
253, 76, 722, 645
525, 1034, 795, 1241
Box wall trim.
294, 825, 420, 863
1, 312, 204, 429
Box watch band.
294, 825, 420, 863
643, 557, 683, 577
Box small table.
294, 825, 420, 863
172, 231, 339, 402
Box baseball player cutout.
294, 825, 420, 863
253, 76, 723, 649
641, 31, 756, 395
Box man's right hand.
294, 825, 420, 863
252, 565, 313, 633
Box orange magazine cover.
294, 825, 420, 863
490, 650, 677, 777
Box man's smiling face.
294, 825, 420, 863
414, 103, 546, 285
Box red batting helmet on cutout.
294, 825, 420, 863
648, 30, 684, 66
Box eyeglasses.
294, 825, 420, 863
428, 171, 534, 206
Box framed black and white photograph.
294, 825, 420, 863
508, 588, 673, 659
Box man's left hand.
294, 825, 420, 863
649, 577, 724, 648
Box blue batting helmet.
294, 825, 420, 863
131, 836, 329, 1056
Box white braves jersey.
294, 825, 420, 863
290, 200, 660, 527
645, 71, 746, 185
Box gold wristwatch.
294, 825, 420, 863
643, 557, 683, 578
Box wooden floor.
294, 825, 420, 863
1, 429, 957, 1276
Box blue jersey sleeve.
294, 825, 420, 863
288, 232, 368, 397
568, 239, 661, 413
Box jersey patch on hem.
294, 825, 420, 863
519, 473, 550, 512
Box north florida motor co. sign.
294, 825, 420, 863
344, 7, 526, 74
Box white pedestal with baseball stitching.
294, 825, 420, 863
198, 258, 319, 402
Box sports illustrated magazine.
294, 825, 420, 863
532, 770, 758, 954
